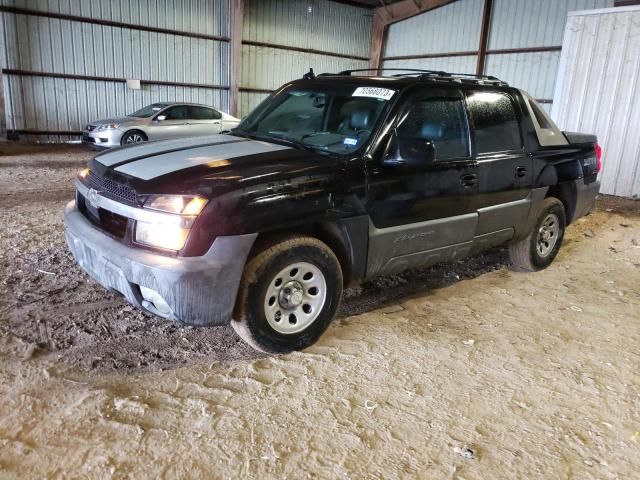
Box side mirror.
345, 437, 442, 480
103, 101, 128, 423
383, 131, 435, 168
155, 114, 167, 122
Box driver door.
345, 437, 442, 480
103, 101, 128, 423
365, 87, 479, 277
147, 105, 191, 141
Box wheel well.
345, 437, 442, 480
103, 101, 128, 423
248, 224, 353, 287
546, 183, 576, 224
121, 129, 147, 142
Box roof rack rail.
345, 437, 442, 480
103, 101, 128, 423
318, 67, 509, 87
333, 68, 449, 76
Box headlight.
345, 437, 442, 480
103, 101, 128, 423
144, 195, 207, 215
135, 195, 208, 251
135, 221, 190, 251
98, 123, 119, 130
79, 167, 90, 179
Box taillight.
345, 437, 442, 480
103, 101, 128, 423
595, 143, 602, 173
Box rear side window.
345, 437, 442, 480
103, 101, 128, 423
162, 105, 190, 120
466, 91, 522, 153
190, 106, 221, 120
529, 99, 551, 129
396, 97, 470, 161
523, 93, 568, 147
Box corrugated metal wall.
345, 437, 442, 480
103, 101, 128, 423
239, 0, 372, 117
382, 0, 612, 114
486, 0, 612, 113
0, 0, 230, 142
552, 6, 640, 198
384, 0, 483, 60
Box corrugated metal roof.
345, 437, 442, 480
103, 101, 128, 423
384, 0, 483, 58
552, 6, 640, 198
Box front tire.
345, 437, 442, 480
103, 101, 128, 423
509, 197, 566, 271
232, 235, 343, 354
120, 130, 147, 145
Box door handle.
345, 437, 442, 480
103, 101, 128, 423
213, 121, 221, 124
460, 173, 477, 188
516, 166, 527, 178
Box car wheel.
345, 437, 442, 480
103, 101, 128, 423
509, 197, 566, 272
121, 130, 147, 145
232, 235, 343, 354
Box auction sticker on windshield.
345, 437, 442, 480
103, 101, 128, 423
352, 87, 395, 101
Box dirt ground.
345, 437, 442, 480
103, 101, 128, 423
1, 143, 639, 479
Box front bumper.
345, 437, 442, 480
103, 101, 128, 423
81, 128, 123, 148
64, 201, 257, 326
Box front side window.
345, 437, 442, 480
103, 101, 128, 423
466, 91, 522, 153
233, 85, 394, 155
395, 96, 470, 162
161, 106, 190, 121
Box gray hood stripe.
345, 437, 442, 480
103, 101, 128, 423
108, 139, 245, 170
95, 134, 239, 167
114, 139, 292, 180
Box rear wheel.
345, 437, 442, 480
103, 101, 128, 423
232, 235, 343, 354
121, 130, 147, 145
509, 197, 566, 272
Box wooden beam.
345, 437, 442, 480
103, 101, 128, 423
243, 40, 368, 61
368, 0, 459, 70
0, 69, 5, 140
377, 0, 459, 25
476, 0, 493, 75
2, 69, 229, 91
229, 0, 244, 118
369, 10, 386, 70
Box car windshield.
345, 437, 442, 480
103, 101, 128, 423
128, 103, 169, 118
232, 84, 395, 155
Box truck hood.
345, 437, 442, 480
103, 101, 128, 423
91, 134, 342, 196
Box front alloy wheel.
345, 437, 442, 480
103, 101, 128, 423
121, 130, 147, 145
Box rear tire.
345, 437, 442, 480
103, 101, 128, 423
121, 130, 147, 145
232, 235, 343, 354
509, 197, 566, 272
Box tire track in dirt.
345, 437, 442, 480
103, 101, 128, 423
0, 188, 75, 207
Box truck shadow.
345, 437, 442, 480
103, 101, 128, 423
338, 246, 509, 319
50, 247, 510, 375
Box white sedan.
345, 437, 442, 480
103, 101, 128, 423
82, 102, 240, 149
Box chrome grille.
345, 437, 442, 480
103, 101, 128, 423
87, 172, 137, 205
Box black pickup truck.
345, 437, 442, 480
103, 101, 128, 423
64, 69, 601, 353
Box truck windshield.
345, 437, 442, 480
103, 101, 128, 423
232, 85, 395, 155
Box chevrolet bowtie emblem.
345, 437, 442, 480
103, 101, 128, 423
87, 188, 101, 208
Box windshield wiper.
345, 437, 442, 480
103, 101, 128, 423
258, 133, 331, 156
